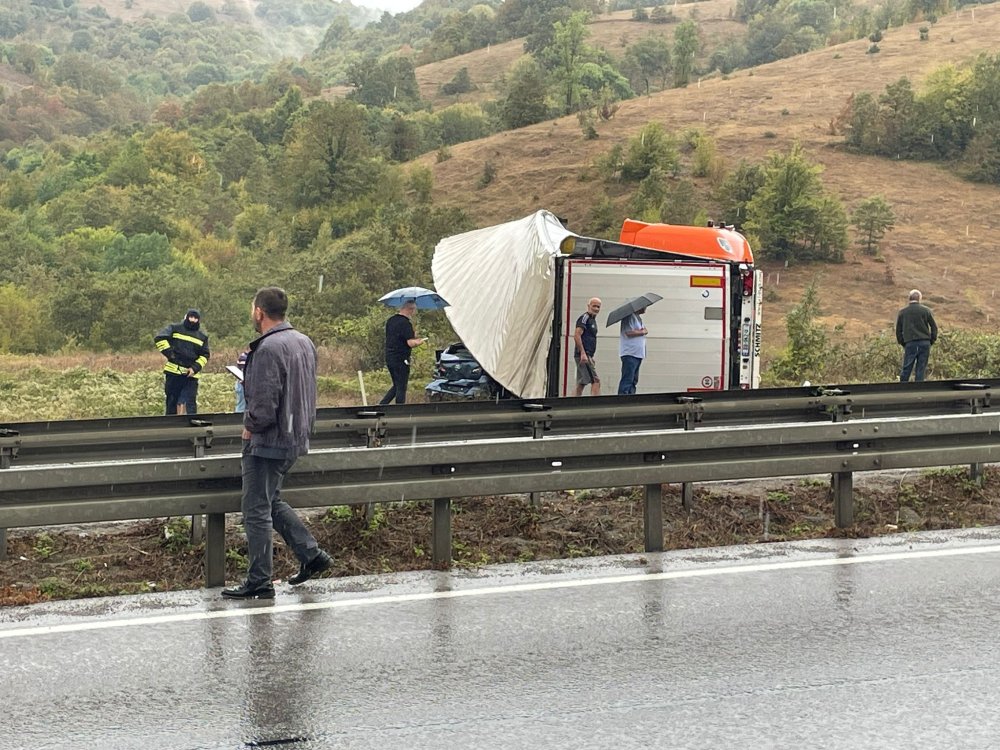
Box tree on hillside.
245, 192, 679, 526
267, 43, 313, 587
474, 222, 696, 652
496, 0, 596, 45
103, 232, 172, 272
671, 20, 699, 87
769, 279, 828, 383
744, 144, 848, 263
716, 159, 765, 226
0, 283, 51, 353
918, 65, 971, 159
844, 91, 880, 153
187, 2, 214, 22
734, 0, 779, 23
851, 195, 895, 256
498, 57, 550, 129
441, 67, 475, 96
279, 100, 375, 211
243, 87, 304, 146
874, 78, 919, 158
347, 55, 422, 111
548, 11, 592, 114
624, 34, 671, 95
962, 121, 1000, 184
621, 122, 678, 181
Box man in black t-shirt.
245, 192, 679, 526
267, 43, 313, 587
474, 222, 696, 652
379, 299, 427, 405
573, 297, 602, 396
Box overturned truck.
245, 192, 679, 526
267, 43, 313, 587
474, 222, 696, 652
431, 210, 763, 399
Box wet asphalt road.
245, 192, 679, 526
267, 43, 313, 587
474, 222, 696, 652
2, 528, 1000, 750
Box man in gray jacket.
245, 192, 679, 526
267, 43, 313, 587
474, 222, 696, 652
222, 287, 333, 599
895, 289, 939, 383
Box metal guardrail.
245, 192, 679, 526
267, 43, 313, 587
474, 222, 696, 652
2, 392, 1000, 587
2, 379, 995, 468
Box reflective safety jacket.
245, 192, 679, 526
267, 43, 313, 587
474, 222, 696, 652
154, 321, 210, 377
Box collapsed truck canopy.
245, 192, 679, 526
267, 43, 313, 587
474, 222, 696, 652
431, 210, 573, 399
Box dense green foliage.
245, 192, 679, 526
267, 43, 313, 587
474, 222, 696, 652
2, 0, 979, 367
844, 53, 1000, 184
0, 0, 376, 145
743, 145, 848, 263
0, 80, 474, 359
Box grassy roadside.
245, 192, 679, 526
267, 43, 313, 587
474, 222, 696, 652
3, 467, 998, 605
0, 352, 390, 422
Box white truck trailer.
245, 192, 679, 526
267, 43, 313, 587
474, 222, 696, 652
432, 210, 762, 399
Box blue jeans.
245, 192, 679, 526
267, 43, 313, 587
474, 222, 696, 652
618, 355, 643, 395
900, 340, 931, 382
241, 449, 320, 588
165, 373, 198, 415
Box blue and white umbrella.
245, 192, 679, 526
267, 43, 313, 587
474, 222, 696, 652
379, 286, 450, 310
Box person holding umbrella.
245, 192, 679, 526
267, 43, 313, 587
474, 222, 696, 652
379, 299, 426, 405
605, 292, 661, 396
618, 309, 648, 395
377, 286, 450, 405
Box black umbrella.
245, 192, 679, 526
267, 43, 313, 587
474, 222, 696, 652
605, 293, 663, 327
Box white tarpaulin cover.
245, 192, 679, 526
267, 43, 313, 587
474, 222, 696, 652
431, 210, 575, 398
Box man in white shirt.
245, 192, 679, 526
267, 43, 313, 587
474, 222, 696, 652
617, 308, 648, 395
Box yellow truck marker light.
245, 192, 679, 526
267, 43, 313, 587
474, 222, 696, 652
690, 275, 723, 288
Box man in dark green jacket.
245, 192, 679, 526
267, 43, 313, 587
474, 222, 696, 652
895, 289, 938, 382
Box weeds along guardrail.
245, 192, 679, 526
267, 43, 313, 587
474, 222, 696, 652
0, 379, 997, 586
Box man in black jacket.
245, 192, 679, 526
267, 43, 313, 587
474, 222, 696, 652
154, 308, 210, 415
895, 289, 939, 382
222, 287, 332, 599
379, 299, 427, 405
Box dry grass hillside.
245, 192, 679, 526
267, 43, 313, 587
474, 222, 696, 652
417, 2, 745, 109
418, 4, 1000, 354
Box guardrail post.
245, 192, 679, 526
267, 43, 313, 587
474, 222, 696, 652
0, 440, 11, 559
205, 513, 226, 587
644, 483, 664, 552
678, 401, 701, 512
832, 471, 854, 528
969, 462, 983, 486
968, 392, 987, 485
432, 498, 451, 566
529, 416, 546, 508
190, 432, 211, 543
362, 415, 386, 523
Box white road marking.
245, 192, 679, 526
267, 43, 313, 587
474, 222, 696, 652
2, 543, 998, 640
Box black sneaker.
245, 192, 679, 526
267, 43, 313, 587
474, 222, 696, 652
288, 550, 333, 586
221, 582, 276, 599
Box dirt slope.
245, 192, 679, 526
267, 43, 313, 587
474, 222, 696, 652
419, 4, 1000, 351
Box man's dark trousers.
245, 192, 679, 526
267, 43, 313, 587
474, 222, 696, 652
241, 449, 321, 589
900, 340, 931, 382
379, 360, 410, 405
165, 373, 198, 415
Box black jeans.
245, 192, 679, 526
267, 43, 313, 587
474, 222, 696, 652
379, 359, 410, 405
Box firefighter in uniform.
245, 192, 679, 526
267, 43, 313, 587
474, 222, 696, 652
154, 308, 210, 415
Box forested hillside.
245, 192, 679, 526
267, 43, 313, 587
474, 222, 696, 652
1, 0, 999, 387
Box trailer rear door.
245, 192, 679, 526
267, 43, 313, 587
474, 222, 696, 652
557, 259, 732, 396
